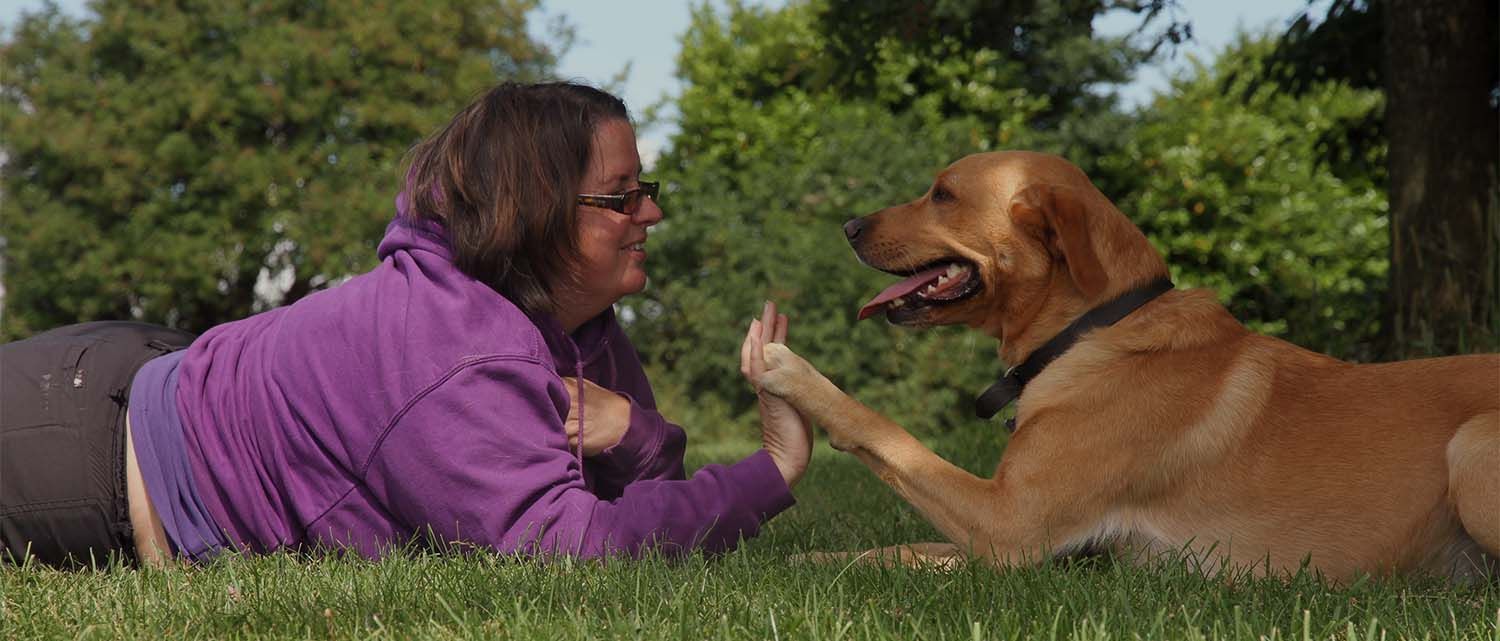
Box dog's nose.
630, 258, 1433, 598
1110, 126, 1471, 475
843, 218, 866, 242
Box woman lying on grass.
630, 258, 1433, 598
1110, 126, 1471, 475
0, 81, 812, 568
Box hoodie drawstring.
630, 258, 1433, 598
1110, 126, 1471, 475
569, 338, 586, 468
603, 338, 617, 388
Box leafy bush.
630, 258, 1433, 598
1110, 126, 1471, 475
632, 2, 1057, 440
1103, 36, 1388, 359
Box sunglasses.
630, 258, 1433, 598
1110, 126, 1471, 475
576, 181, 659, 216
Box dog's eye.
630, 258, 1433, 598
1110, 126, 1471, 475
931, 186, 954, 204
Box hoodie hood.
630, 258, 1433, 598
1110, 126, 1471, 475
377, 192, 452, 262
384, 191, 620, 384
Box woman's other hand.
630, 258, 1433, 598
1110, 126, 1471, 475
561, 376, 631, 457
740, 300, 813, 488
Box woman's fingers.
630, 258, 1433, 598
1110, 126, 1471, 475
759, 300, 777, 345
742, 318, 763, 388
744, 302, 789, 392
740, 319, 755, 378
748, 318, 764, 375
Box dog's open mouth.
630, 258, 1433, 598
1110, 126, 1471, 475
857, 260, 982, 321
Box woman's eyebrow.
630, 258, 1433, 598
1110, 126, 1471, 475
607, 170, 641, 190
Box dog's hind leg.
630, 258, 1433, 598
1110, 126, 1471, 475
1448, 411, 1499, 557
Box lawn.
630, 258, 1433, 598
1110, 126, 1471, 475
3, 430, 1496, 640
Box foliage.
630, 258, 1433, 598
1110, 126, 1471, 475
636, 97, 1016, 439
634, 0, 1071, 439
661, 0, 1181, 174
4, 437, 1498, 641
1248, 0, 1385, 220
1103, 36, 1388, 358
0, 0, 560, 338
1261, 0, 1498, 358
1264, 0, 1384, 94
812, 0, 1182, 135
1, 0, 1403, 435
638, 3, 1393, 439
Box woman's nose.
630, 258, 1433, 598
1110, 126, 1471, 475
636, 195, 664, 226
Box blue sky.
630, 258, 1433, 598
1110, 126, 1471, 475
2, 0, 1324, 164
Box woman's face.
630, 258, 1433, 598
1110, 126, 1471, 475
569, 118, 663, 313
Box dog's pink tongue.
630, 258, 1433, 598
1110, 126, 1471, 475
857, 265, 949, 320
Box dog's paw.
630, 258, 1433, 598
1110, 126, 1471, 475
789, 550, 850, 565
761, 341, 803, 369
758, 342, 818, 397
790, 546, 965, 571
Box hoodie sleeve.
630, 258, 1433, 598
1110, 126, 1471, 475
581, 320, 691, 496
586, 395, 688, 496
360, 356, 794, 558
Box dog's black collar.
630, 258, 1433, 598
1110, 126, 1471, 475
975, 277, 1174, 430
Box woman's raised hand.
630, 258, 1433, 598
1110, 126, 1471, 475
740, 300, 813, 488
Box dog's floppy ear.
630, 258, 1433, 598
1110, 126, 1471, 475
1009, 184, 1108, 300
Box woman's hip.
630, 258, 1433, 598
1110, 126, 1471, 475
0, 321, 194, 567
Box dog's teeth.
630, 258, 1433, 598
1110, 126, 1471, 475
937, 274, 950, 285
890, 298, 906, 308
947, 264, 962, 277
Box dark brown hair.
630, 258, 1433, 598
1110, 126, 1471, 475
402, 81, 629, 314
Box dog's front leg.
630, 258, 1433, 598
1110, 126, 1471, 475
758, 343, 1108, 566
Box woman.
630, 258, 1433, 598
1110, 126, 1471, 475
0, 81, 812, 567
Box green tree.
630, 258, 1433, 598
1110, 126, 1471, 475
639, 2, 1393, 438
1103, 36, 1388, 359
634, 0, 1175, 437
640, 93, 1020, 439
1265, 0, 1498, 356
811, 0, 1188, 162
1, 0, 560, 339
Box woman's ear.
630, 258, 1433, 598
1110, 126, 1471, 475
1008, 184, 1108, 301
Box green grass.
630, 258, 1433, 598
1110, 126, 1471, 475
4, 430, 1496, 640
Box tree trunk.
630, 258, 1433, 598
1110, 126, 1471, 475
1382, 0, 1500, 357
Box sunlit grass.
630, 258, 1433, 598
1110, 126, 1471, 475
3, 431, 1496, 640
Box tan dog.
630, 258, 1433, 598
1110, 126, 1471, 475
756, 151, 1499, 581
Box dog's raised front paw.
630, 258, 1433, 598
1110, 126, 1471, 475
757, 342, 819, 398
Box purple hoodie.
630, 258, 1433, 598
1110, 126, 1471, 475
170, 209, 794, 559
